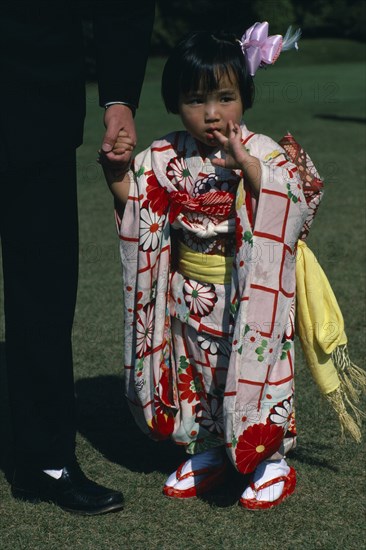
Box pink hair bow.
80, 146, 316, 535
239, 21, 300, 76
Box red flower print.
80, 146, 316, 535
243, 328, 262, 349
166, 156, 193, 190
150, 406, 175, 439
286, 410, 297, 436
158, 363, 175, 408
235, 217, 243, 253
150, 371, 176, 439
146, 173, 169, 216
139, 207, 164, 251
178, 366, 205, 404
183, 280, 217, 317
235, 422, 284, 474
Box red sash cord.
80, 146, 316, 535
168, 190, 235, 223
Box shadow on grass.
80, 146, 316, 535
291, 444, 340, 472
76, 374, 247, 508
314, 114, 366, 124
75, 374, 184, 475
197, 468, 251, 508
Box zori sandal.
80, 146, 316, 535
239, 459, 296, 510
163, 448, 227, 499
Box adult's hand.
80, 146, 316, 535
101, 104, 137, 169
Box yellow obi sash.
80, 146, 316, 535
178, 241, 233, 284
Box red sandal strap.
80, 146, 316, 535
250, 474, 290, 493
240, 467, 296, 510
175, 461, 224, 482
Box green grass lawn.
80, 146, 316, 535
1, 39, 365, 549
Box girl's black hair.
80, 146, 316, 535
162, 31, 254, 114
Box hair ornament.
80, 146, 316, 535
239, 21, 301, 76
281, 26, 302, 51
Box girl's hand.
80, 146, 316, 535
98, 129, 134, 187
212, 121, 262, 196
98, 128, 134, 209
211, 121, 250, 170
112, 129, 135, 156
99, 127, 135, 176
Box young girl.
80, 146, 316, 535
103, 23, 354, 510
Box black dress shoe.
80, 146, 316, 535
11, 460, 124, 515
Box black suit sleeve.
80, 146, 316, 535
92, 0, 155, 108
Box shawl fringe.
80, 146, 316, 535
327, 344, 366, 442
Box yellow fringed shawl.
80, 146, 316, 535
296, 240, 366, 441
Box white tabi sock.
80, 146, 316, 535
165, 447, 224, 490
241, 458, 290, 503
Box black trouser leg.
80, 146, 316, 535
0, 152, 78, 469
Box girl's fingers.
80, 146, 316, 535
98, 146, 132, 165
228, 121, 241, 139
211, 158, 225, 167
234, 122, 242, 138
114, 141, 134, 148
212, 129, 227, 145
114, 145, 132, 152
116, 137, 135, 146
225, 120, 236, 137
117, 129, 129, 137
115, 142, 134, 150
113, 147, 133, 155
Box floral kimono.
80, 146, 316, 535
119, 125, 323, 474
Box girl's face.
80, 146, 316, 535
178, 71, 244, 147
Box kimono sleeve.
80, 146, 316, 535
279, 133, 324, 240
248, 133, 309, 222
